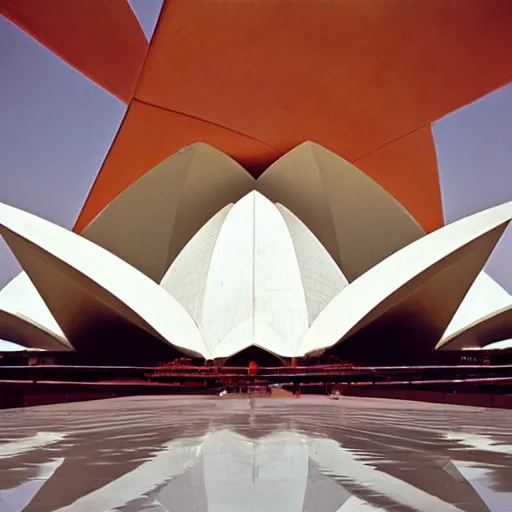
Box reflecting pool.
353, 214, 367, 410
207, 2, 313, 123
0, 396, 511, 511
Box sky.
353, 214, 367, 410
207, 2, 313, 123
433, 82, 512, 293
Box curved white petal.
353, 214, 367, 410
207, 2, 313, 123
300, 201, 512, 356
437, 304, 512, 351
0, 202, 209, 358
0, 310, 70, 351
483, 339, 512, 350
442, 272, 512, 339
82, 142, 254, 281
0, 272, 66, 340
162, 191, 347, 358
276, 204, 348, 325
0, 340, 26, 352
257, 142, 424, 280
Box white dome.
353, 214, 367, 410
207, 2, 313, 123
161, 191, 348, 358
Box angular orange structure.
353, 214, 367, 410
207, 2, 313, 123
3, 0, 512, 362
0, 0, 147, 103
67, 0, 512, 232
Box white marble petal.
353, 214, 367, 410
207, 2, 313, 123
162, 191, 347, 359
0, 201, 210, 358
0, 272, 65, 340
441, 271, 512, 341
301, 201, 512, 355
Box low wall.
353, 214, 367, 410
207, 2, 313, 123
341, 386, 512, 409
0, 384, 124, 409
1, 380, 511, 410
0, 382, 212, 409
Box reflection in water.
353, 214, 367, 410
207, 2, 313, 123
308, 438, 464, 511
0, 396, 510, 511
57, 438, 201, 512
0, 458, 63, 512
454, 463, 512, 512
202, 431, 308, 512
444, 432, 512, 455
0, 432, 65, 460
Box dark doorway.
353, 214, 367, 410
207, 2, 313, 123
224, 346, 283, 367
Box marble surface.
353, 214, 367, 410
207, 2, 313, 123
0, 396, 511, 511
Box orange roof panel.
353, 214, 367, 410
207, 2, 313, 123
355, 127, 443, 232
0, 0, 147, 103
75, 100, 280, 231
136, 0, 512, 159
79, 0, 512, 230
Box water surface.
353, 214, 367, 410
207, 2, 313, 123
0, 396, 511, 511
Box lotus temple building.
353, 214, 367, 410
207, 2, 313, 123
1, 142, 511, 366
3, 5, 512, 512
1, 1, 512, 367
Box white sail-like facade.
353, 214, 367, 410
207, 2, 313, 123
440, 272, 512, 342
0, 272, 66, 340
1, 196, 512, 361
1, 143, 511, 363
0, 202, 209, 358
436, 274, 512, 352
300, 201, 512, 356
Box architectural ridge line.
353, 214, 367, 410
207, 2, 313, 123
353, 122, 433, 163
133, 98, 282, 154
310, 143, 343, 269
